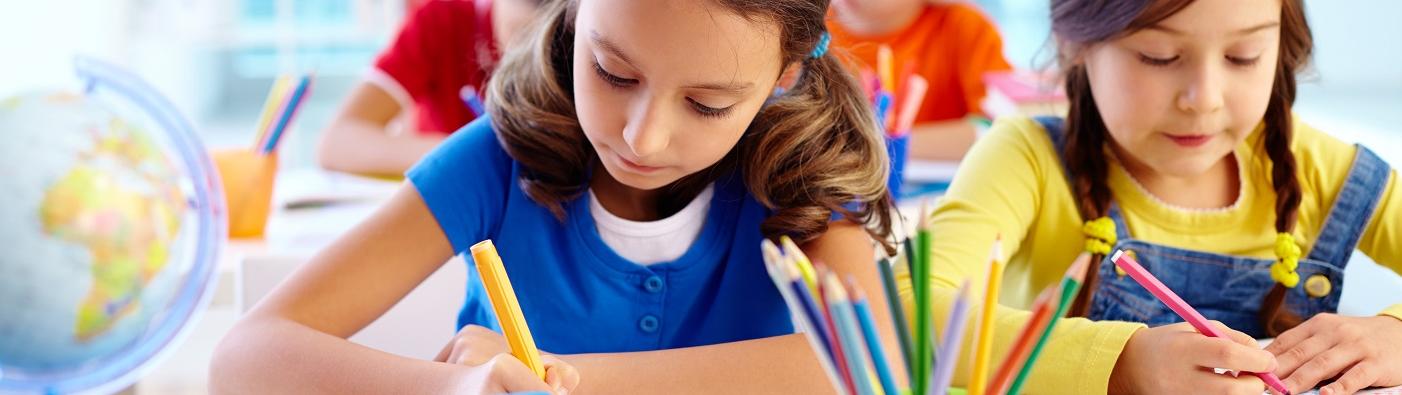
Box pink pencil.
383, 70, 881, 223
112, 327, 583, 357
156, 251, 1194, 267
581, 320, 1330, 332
891, 75, 928, 137
1111, 250, 1291, 395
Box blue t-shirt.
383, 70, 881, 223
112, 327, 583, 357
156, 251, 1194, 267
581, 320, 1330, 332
406, 116, 794, 353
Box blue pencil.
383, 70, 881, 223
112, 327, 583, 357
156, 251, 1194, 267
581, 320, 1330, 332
262, 73, 312, 154
874, 91, 894, 131
827, 273, 880, 395
460, 85, 486, 117
759, 240, 844, 392
849, 278, 899, 395
793, 272, 837, 360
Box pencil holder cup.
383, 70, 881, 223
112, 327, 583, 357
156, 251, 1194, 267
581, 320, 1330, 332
886, 132, 910, 200
212, 148, 278, 238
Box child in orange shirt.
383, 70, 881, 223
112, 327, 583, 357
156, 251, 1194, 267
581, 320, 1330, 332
829, 0, 1013, 160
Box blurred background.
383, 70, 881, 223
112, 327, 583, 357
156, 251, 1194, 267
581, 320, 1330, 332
0, 0, 1397, 393
2, 0, 1398, 169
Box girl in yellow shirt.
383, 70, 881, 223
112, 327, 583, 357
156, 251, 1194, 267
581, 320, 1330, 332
923, 0, 1402, 393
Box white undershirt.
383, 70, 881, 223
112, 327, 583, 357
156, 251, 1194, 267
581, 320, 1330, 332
588, 184, 714, 266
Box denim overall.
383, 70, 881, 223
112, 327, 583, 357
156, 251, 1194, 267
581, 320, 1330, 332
1035, 116, 1392, 337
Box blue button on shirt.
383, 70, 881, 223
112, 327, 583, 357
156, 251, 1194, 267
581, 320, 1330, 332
407, 117, 794, 354
643, 276, 664, 293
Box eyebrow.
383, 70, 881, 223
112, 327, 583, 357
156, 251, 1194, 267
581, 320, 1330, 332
589, 30, 754, 95
1146, 21, 1280, 36
590, 30, 637, 66
685, 81, 754, 95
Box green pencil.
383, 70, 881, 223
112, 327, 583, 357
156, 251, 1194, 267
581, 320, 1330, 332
902, 236, 917, 281
913, 215, 933, 395
877, 257, 914, 381
1005, 254, 1092, 395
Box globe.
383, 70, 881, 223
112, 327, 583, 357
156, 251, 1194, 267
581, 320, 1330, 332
0, 58, 225, 394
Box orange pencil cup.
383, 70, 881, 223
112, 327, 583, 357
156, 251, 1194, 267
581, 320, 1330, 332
212, 148, 278, 238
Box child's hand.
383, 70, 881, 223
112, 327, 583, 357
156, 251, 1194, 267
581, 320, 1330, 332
1110, 321, 1280, 394
436, 325, 581, 394
1266, 313, 1402, 395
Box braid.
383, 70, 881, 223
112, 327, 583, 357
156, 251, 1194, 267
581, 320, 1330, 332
1265, 62, 1302, 234
1259, 38, 1306, 336
1062, 65, 1113, 317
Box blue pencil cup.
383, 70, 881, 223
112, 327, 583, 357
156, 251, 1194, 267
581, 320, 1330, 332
886, 133, 910, 200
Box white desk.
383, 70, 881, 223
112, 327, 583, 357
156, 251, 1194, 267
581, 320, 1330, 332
134, 169, 466, 394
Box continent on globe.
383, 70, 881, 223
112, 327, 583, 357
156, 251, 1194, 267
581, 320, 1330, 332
37, 117, 185, 342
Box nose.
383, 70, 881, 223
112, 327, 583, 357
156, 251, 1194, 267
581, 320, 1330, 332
1176, 59, 1225, 115
621, 93, 671, 159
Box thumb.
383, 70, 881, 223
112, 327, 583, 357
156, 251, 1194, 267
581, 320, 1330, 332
1211, 321, 1263, 349
486, 354, 552, 394
1210, 322, 1276, 373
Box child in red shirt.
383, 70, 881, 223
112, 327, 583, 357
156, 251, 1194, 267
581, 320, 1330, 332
317, 0, 542, 177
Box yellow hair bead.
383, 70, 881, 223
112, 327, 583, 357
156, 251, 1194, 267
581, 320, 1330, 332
1271, 233, 1302, 288
1082, 217, 1117, 255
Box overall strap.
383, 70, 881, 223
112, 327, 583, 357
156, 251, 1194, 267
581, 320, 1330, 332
1304, 145, 1392, 267
1034, 116, 1069, 170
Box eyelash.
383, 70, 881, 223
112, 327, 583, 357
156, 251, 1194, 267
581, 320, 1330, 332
688, 98, 732, 119
1226, 55, 1261, 66
1137, 53, 1180, 67
1137, 53, 1262, 67
592, 59, 734, 119
592, 60, 637, 88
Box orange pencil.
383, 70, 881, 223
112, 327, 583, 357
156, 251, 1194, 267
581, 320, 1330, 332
988, 287, 1056, 395
877, 45, 895, 93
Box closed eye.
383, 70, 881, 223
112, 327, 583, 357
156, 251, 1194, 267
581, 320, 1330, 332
687, 97, 733, 119
593, 60, 637, 88
1138, 53, 1180, 67
1227, 55, 1261, 67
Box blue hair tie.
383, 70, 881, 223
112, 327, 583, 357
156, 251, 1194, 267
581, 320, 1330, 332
809, 32, 831, 59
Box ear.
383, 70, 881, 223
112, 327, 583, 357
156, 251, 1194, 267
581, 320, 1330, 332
1055, 38, 1090, 66
774, 62, 804, 93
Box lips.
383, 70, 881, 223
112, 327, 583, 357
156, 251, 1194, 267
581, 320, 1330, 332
616, 153, 664, 173
1165, 134, 1212, 148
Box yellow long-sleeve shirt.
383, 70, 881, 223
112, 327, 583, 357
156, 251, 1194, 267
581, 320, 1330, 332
907, 115, 1402, 394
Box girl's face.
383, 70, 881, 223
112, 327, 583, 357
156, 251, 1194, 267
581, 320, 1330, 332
1083, 0, 1281, 178
573, 0, 784, 191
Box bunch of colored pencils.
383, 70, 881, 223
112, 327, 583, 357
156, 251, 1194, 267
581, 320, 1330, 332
762, 237, 898, 395
251, 73, 314, 155
767, 203, 1095, 395
861, 45, 929, 139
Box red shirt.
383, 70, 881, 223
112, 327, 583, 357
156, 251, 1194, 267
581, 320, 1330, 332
373, 0, 497, 135
829, 3, 1012, 122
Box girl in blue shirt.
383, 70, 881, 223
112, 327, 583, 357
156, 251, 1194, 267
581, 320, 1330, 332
212, 0, 904, 393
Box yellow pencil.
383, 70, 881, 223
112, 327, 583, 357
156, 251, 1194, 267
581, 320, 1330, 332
780, 236, 819, 294
969, 236, 1004, 395
878, 45, 895, 93
470, 240, 545, 379
252, 76, 290, 150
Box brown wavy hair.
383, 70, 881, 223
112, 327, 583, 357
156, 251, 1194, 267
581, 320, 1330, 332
1051, 0, 1313, 335
484, 0, 896, 253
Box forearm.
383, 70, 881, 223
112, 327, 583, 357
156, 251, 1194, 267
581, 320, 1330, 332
210, 316, 467, 394
316, 119, 445, 178
562, 334, 838, 394
907, 119, 978, 161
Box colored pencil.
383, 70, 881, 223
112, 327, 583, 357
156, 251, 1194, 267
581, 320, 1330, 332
969, 237, 1005, 395
1006, 254, 1091, 395
1111, 250, 1291, 395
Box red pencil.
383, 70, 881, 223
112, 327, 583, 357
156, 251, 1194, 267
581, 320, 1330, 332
814, 262, 858, 395
988, 287, 1056, 395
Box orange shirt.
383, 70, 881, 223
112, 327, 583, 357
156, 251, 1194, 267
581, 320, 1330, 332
829, 3, 1012, 122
